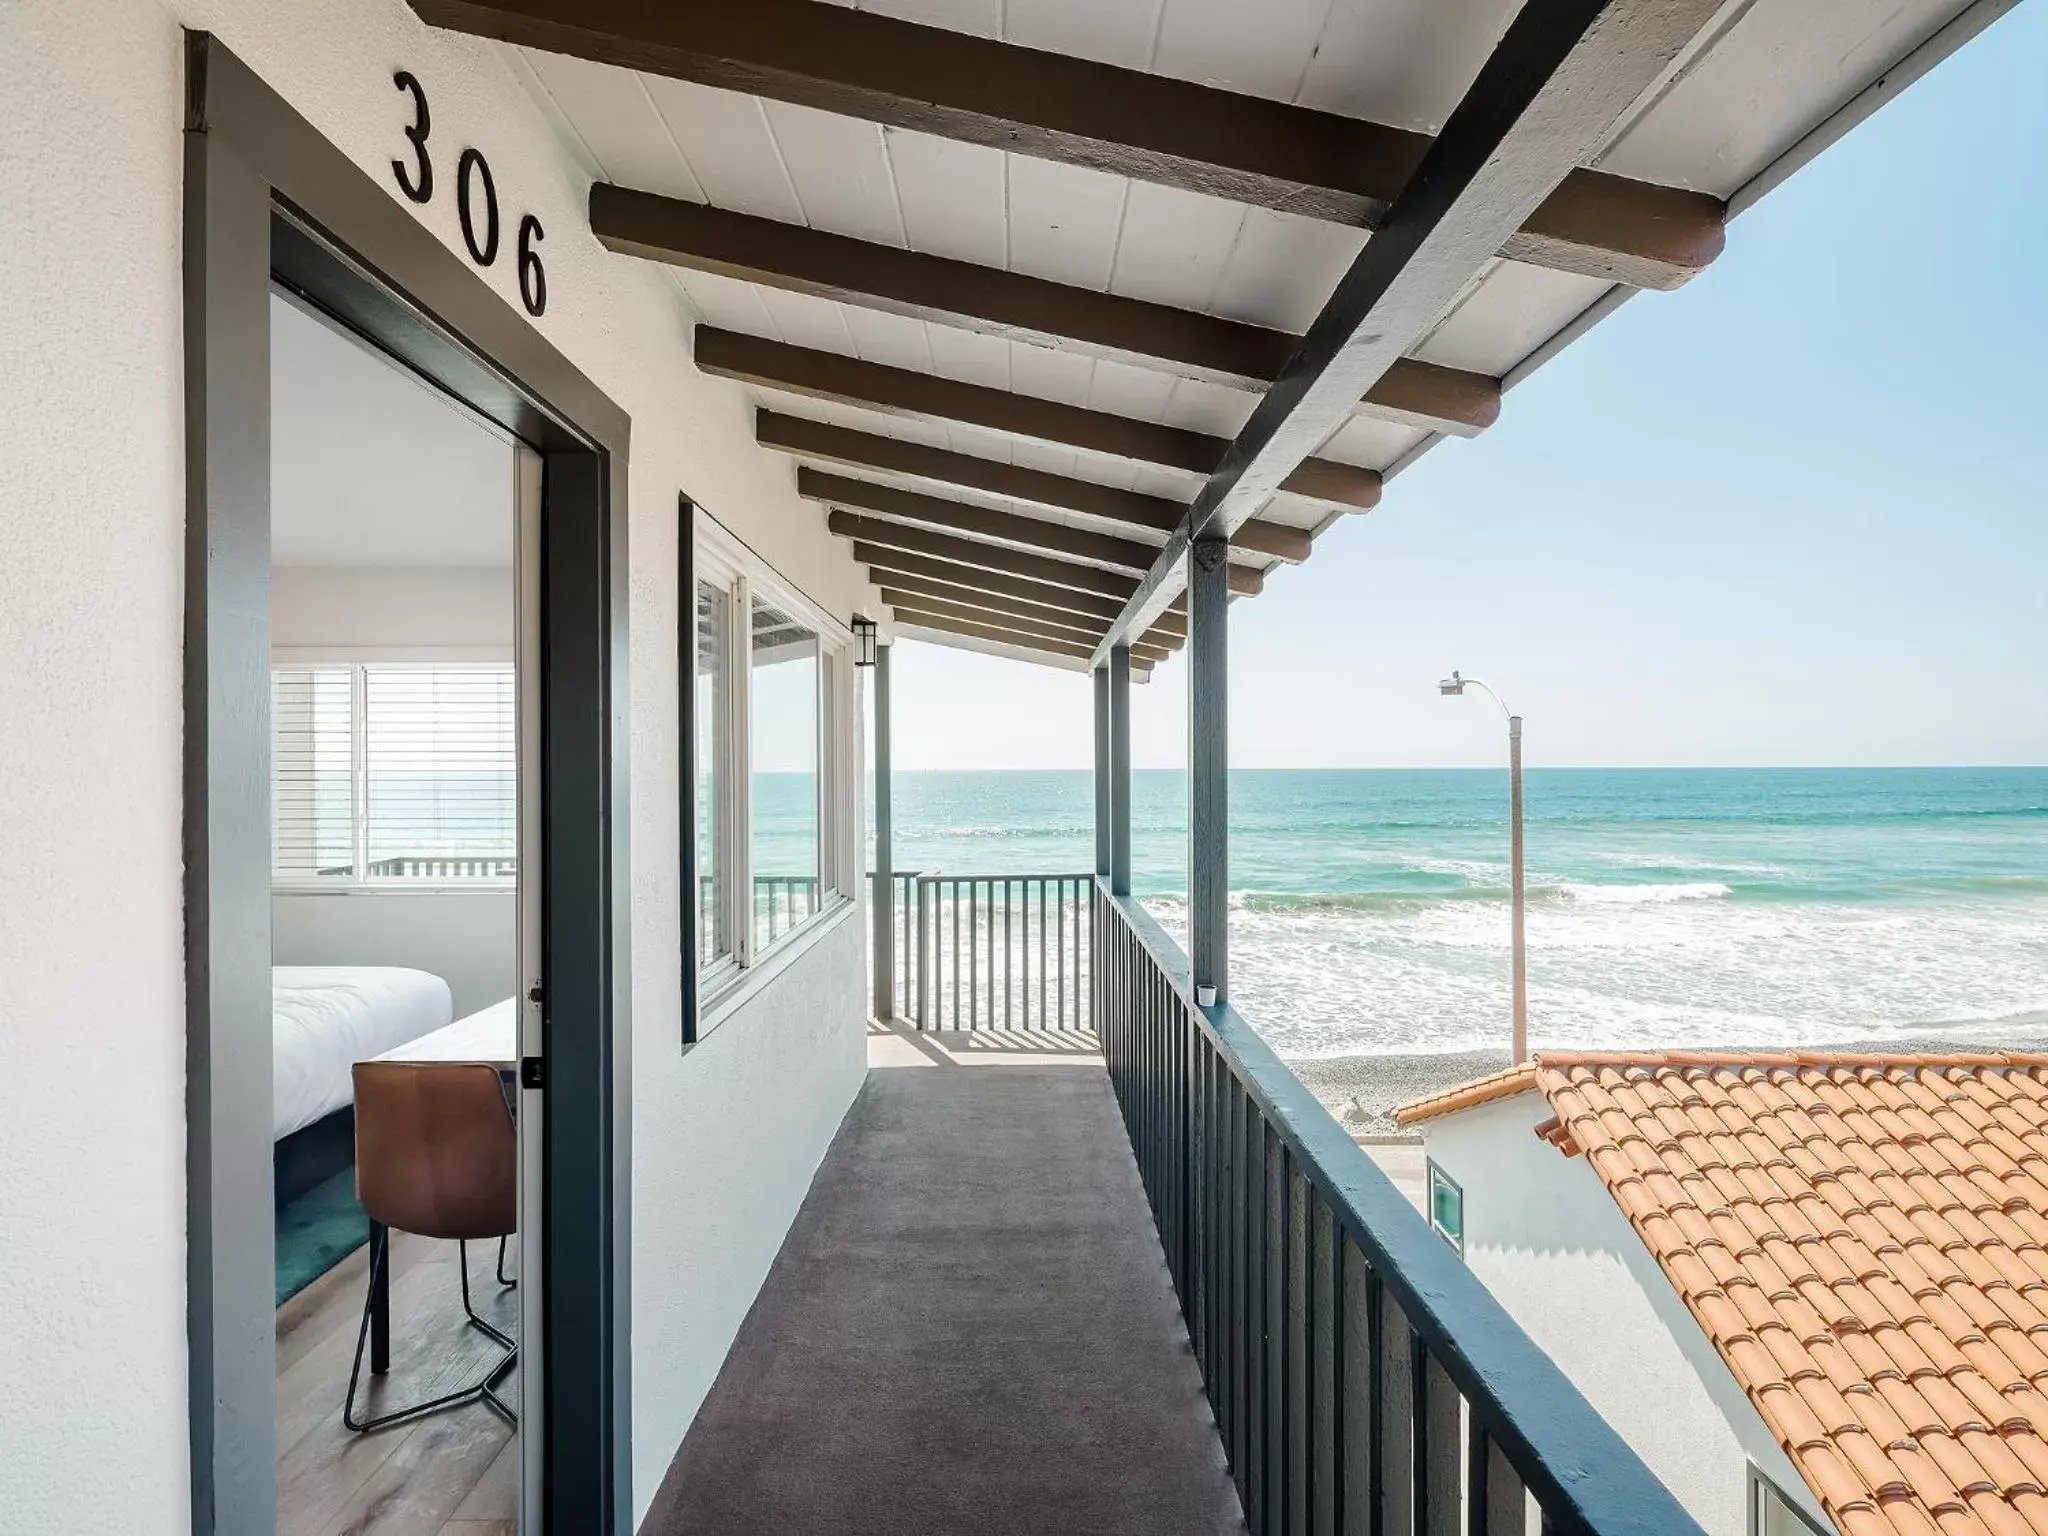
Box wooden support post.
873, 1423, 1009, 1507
1189, 537, 1228, 1004
872, 642, 895, 1020
1110, 645, 1132, 897
1094, 663, 1111, 881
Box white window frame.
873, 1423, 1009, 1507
692, 510, 857, 1025
1426, 1159, 1465, 1255
1748, 1464, 1830, 1536
270, 652, 519, 894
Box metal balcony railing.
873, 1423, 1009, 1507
870, 871, 1095, 1032
1093, 882, 1705, 1536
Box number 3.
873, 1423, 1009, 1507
392, 71, 432, 204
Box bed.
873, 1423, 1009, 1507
273, 965, 454, 1140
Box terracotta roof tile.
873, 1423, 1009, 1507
1390, 1062, 1538, 1125
1470, 1051, 2048, 1536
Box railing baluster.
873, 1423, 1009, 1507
915, 877, 929, 1030
1468, 1414, 1529, 1536
1038, 878, 1049, 1030
1380, 1290, 1415, 1536
1340, 1237, 1371, 1536
1419, 1351, 1461, 1536
1253, 1122, 1269, 1536
1290, 1158, 1312, 1536
1312, 1193, 1337, 1536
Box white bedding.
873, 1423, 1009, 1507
273, 966, 454, 1139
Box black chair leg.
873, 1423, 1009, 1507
343, 1232, 518, 1434
495, 1233, 516, 1289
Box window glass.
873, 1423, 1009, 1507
362, 666, 517, 879
272, 666, 356, 881
696, 579, 731, 969
750, 594, 820, 953
271, 663, 516, 885
1427, 1161, 1464, 1253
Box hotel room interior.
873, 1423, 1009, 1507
268, 287, 529, 1533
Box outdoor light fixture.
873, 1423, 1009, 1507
852, 616, 878, 667
1439, 672, 1468, 697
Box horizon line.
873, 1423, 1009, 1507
875, 761, 2048, 774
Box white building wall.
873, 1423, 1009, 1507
0, 0, 874, 1528
1421, 1095, 1828, 1536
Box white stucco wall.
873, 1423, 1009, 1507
0, 0, 873, 1527
1420, 1095, 1828, 1536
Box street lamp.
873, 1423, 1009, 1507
1439, 671, 1527, 1064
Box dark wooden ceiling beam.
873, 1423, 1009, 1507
697, 327, 1381, 512
826, 511, 1262, 601
760, 411, 1309, 563
810, 471, 1262, 594
870, 572, 1181, 654
594, 186, 1498, 437
852, 543, 1189, 637
411, 0, 1723, 289
892, 606, 1150, 673
877, 588, 1174, 663
1095, 0, 1731, 661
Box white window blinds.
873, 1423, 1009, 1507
272, 666, 356, 882
271, 663, 516, 885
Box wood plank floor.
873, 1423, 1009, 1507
277, 1230, 519, 1536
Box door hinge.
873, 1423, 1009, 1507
520, 1056, 545, 1090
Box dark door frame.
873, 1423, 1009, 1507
183, 32, 631, 1533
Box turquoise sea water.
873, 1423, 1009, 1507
854, 767, 2048, 1058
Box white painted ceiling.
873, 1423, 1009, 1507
270, 293, 514, 568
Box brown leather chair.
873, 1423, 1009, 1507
344, 1061, 517, 1433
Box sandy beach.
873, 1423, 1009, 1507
1291, 1031, 2048, 1135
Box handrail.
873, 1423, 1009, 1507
1098, 880, 1704, 1535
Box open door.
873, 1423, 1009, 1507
515, 443, 546, 1525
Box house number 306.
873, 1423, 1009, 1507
392, 70, 547, 317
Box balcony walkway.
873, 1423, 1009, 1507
641, 1024, 1245, 1535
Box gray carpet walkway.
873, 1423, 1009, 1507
641, 1045, 1245, 1535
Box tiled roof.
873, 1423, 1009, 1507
1391, 1061, 1538, 1125
1527, 1050, 2048, 1536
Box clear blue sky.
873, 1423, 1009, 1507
889, 5, 2048, 772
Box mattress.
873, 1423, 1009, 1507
273, 966, 454, 1139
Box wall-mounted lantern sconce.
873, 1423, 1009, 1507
852, 616, 879, 667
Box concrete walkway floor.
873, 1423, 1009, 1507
641, 1025, 1244, 1536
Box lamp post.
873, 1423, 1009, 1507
1439, 671, 1527, 1064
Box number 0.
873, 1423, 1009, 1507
518, 215, 547, 317
457, 147, 500, 267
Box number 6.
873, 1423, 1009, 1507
518, 215, 547, 317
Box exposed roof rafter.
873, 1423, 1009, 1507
699, 328, 1381, 513
593, 186, 1499, 437
877, 587, 1175, 663
870, 570, 1181, 651
809, 471, 1263, 593
851, 542, 1188, 636
825, 511, 1261, 601
892, 606, 1151, 673
412, 0, 1724, 289
760, 411, 1309, 563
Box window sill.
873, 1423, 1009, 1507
273, 883, 517, 897
694, 896, 855, 1047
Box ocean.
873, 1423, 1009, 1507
863, 766, 2048, 1060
